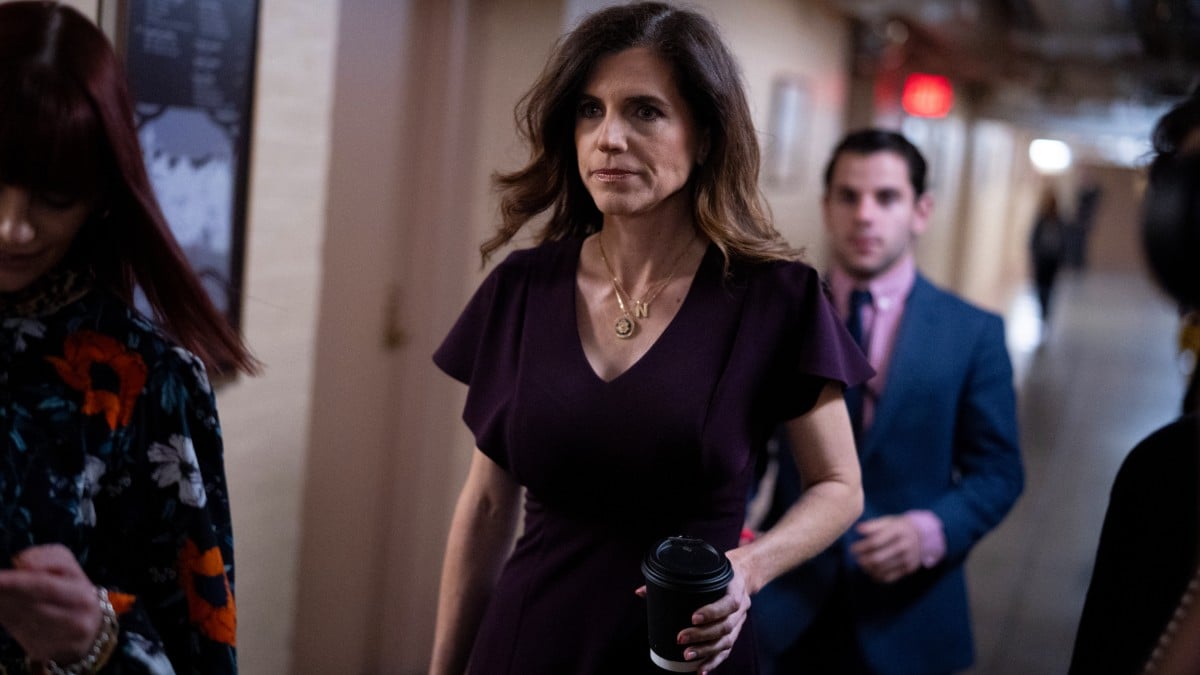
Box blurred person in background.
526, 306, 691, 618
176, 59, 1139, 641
1069, 179, 1102, 270
750, 129, 1024, 675
0, 2, 256, 673
1029, 188, 1068, 321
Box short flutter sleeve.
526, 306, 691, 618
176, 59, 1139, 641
734, 260, 874, 424
433, 248, 539, 469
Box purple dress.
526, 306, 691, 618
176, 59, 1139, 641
434, 238, 871, 674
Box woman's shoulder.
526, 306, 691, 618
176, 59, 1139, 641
480, 237, 582, 293
493, 237, 579, 272
64, 290, 212, 387
729, 254, 824, 302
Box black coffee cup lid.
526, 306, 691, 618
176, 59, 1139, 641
642, 536, 733, 592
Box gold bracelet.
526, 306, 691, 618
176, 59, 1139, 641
41, 587, 119, 675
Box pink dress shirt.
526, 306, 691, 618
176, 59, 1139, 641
829, 254, 946, 568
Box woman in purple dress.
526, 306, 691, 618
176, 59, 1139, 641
429, 4, 871, 674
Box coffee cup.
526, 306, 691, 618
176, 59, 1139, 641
641, 536, 733, 672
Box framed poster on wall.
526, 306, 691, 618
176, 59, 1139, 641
101, 0, 260, 331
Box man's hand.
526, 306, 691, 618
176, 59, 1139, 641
849, 515, 923, 583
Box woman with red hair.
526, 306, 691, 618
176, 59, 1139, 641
0, 2, 255, 672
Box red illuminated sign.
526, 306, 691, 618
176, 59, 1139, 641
902, 73, 954, 118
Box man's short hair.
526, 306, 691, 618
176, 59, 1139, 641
823, 129, 928, 197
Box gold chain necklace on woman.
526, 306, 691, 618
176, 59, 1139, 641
597, 231, 693, 340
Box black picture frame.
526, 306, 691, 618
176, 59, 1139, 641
103, 0, 260, 334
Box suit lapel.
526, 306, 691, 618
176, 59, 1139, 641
859, 275, 938, 462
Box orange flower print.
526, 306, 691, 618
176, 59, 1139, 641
179, 539, 237, 647
108, 590, 137, 616
46, 330, 148, 430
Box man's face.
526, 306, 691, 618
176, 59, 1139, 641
823, 150, 931, 281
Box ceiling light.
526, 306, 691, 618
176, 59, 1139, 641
1029, 139, 1072, 174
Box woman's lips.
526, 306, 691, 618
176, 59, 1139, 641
593, 169, 635, 181
0, 250, 41, 266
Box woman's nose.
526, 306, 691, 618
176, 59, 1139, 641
0, 187, 36, 245
597, 115, 628, 153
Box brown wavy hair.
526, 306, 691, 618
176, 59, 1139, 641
483, 1, 798, 269
0, 1, 258, 375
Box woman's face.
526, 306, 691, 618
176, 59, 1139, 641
0, 185, 92, 293
574, 47, 705, 221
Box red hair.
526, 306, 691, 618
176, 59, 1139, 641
0, 1, 258, 375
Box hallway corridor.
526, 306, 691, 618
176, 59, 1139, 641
965, 269, 1188, 674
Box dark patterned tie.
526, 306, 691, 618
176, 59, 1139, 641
844, 289, 872, 438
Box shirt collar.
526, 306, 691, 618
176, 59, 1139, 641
828, 253, 917, 314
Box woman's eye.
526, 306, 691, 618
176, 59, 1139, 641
578, 101, 602, 118
34, 191, 81, 209
635, 105, 662, 121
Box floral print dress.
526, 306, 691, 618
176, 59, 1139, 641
0, 271, 236, 674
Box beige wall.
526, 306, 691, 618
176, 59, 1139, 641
57, 0, 97, 16
213, 1, 339, 674
902, 112, 972, 290
956, 120, 1021, 313
694, 0, 852, 263
290, 0, 425, 670
1081, 164, 1147, 275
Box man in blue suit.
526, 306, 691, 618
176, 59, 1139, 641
750, 129, 1024, 675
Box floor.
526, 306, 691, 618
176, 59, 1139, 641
964, 269, 1187, 675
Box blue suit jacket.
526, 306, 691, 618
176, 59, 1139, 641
753, 274, 1024, 675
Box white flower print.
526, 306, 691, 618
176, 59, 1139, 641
149, 434, 207, 508
124, 632, 177, 675
75, 455, 107, 527
3, 317, 46, 352
172, 346, 212, 394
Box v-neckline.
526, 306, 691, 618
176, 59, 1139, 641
572, 239, 712, 385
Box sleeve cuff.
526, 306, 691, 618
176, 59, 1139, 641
905, 510, 946, 568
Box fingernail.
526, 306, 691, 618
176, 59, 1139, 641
692, 612, 704, 624
684, 650, 696, 660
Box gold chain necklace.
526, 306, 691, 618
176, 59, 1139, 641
597, 231, 693, 340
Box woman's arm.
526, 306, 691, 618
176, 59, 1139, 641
429, 449, 523, 675
680, 381, 863, 673
732, 380, 862, 592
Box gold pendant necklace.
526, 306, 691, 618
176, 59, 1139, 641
597, 232, 692, 340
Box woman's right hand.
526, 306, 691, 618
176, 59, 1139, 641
673, 556, 753, 675
0, 544, 104, 664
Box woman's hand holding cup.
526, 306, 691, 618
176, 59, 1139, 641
641, 536, 746, 673
674, 562, 751, 674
